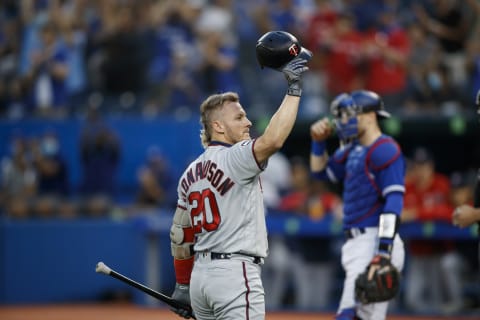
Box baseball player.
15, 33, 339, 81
452, 89, 480, 260
169, 31, 312, 320
309, 90, 405, 320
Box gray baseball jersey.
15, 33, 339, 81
177, 139, 268, 258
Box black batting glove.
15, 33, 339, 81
171, 283, 194, 319
280, 50, 312, 97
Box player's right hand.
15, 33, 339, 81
171, 283, 194, 319
310, 117, 333, 142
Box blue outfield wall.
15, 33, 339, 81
0, 218, 149, 304
0, 213, 478, 305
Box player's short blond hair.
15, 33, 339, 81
199, 92, 239, 148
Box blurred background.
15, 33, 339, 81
0, 0, 479, 318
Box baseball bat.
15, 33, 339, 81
95, 261, 195, 319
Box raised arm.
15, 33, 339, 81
310, 117, 333, 172
254, 54, 311, 163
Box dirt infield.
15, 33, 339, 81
0, 304, 476, 320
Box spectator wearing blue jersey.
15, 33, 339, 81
309, 90, 406, 320
61, 15, 88, 112
22, 21, 69, 118
143, 0, 204, 115
195, 1, 243, 99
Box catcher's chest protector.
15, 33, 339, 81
344, 146, 380, 212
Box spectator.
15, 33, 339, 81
413, 0, 472, 89
32, 130, 68, 196
31, 130, 70, 218
252, 0, 302, 37
403, 22, 443, 115
79, 108, 120, 217
2, 77, 31, 119
232, 0, 265, 107
406, 58, 464, 116
135, 146, 175, 210
348, 0, 388, 32
60, 13, 88, 112
1, 134, 37, 218
316, 10, 365, 99
195, 0, 243, 99
94, 0, 150, 106
0, 13, 23, 117
402, 147, 464, 314
304, 0, 338, 70
143, 0, 204, 116
362, 6, 411, 111
22, 21, 69, 118
249, 0, 306, 116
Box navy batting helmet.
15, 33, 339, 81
350, 90, 390, 119
256, 31, 311, 69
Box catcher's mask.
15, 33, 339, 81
255, 31, 311, 70
330, 93, 359, 142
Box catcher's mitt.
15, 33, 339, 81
355, 255, 400, 304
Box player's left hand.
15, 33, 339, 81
355, 254, 400, 304
171, 283, 194, 319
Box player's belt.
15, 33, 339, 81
197, 251, 264, 265
345, 227, 366, 239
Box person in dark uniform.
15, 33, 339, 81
452, 89, 480, 261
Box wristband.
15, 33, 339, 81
378, 238, 394, 256
287, 82, 302, 97
311, 140, 326, 156
377, 213, 399, 256
174, 257, 194, 284
379, 213, 397, 238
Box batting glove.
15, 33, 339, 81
280, 49, 312, 97
171, 283, 194, 319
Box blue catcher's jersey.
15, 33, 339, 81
322, 135, 405, 229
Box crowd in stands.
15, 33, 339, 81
0, 108, 177, 219
0, 0, 479, 120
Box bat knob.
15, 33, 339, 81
96, 261, 112, 275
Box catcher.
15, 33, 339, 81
309, 91, 405, 320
